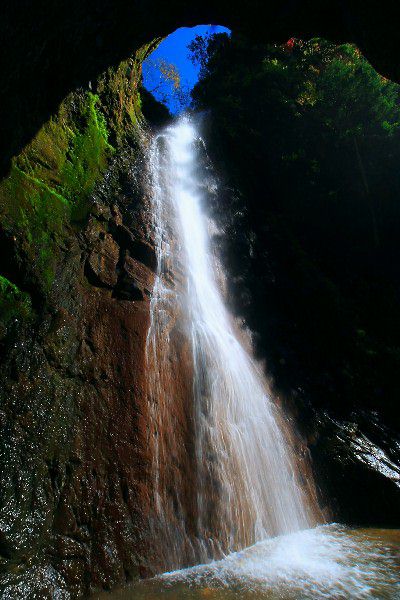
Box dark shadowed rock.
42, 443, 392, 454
86, 233, 120, 288
310, 411, 400, 528
114, 255, 155, 301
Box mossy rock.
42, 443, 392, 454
0, 43, 155, 327
0, 276, 32, 335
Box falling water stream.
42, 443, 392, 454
98, 117, 400, 599
146, 117, 315, 560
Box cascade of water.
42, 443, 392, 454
146, 116, 318, 570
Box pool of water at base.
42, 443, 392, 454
94, 525, 400, 600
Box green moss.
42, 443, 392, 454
60, 92, 114, 221
95, 41, 159, 143
0, 275, 32, 329
1, 163, 71, 291
0, 45, 148, 324
15, 166, 69, 206
0, 90, 116, 296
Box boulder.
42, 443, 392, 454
86, 232, 119, 288
114, 254, 155, 301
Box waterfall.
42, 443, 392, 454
146, 116, 317, 571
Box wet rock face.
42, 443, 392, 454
84, 217, 157, 299
114, 255, 154, 301
310, 411, 400, 528
86, 231, 120, 288
0, 153, 158, 597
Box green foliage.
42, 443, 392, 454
191, 33, 400, 422
192, 36, 400, 144
144, 56, 189, 112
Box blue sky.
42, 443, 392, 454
142, 24, 231, 114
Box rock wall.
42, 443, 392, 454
0, 48, 167, 597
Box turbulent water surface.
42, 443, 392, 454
101, 118, 400, 597
97, 526, 400, 599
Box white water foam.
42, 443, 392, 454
160, 524, 400, 599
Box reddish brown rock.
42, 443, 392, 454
87, 232, 120, 288
114, 255, 155, 301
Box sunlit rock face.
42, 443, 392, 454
1, 0, 400, 176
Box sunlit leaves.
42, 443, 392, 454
144, 58, 189, 112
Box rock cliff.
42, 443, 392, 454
0, 47, 167, 597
